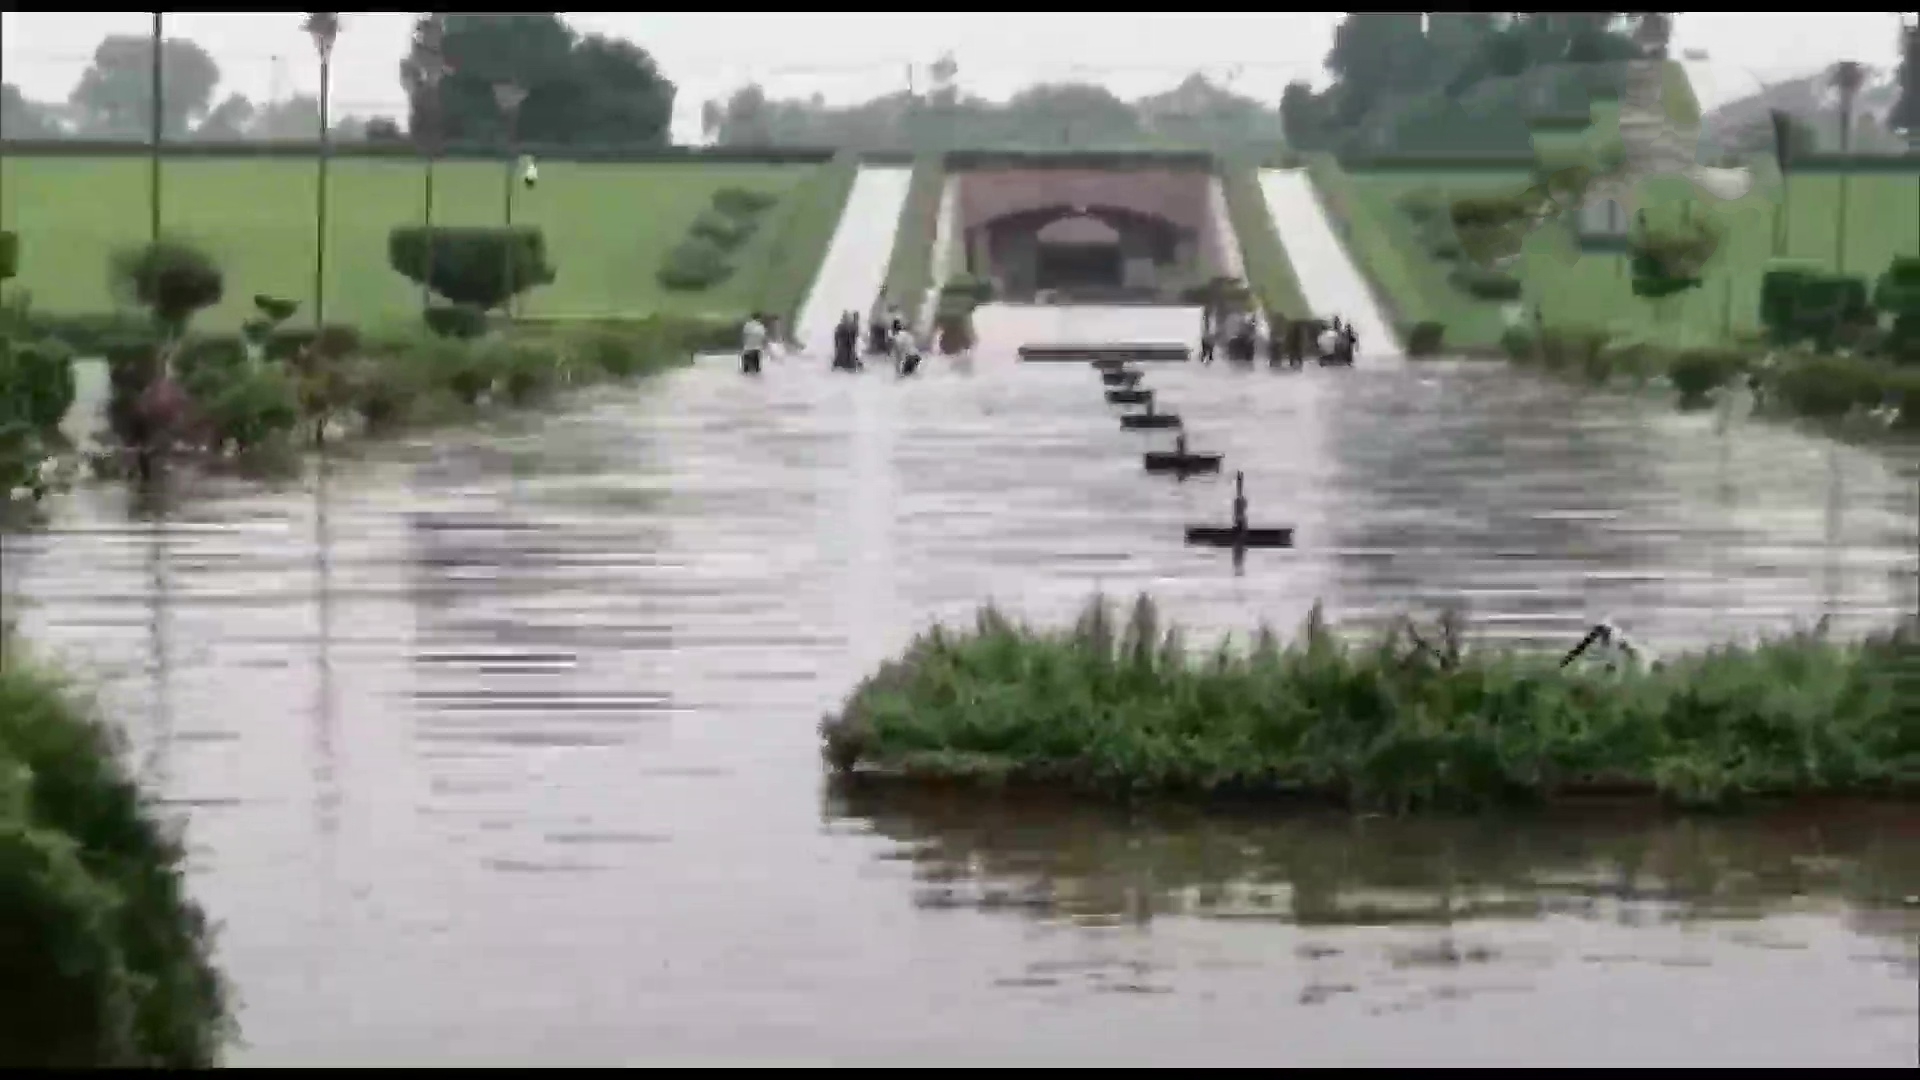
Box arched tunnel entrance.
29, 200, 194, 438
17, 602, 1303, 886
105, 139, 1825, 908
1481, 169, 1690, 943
966, 203, 1190, 302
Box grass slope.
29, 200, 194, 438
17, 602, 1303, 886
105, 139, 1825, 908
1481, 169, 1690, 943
0, 157, 827, 328
880, 154, 945, 323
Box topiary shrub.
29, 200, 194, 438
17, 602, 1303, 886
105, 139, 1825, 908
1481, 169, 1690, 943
1404, 321, 1446, 357
109, 240, 224, 337
711, 187, 779, 219
0, 230, 17, 281
689, 209, 756, 251
387, 226, 557, 314
656, 237, 733, 292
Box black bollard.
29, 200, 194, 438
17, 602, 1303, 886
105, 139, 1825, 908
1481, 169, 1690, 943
1101, 370, 1143, 388
1183, 471, 1293, 549
1120, 400, 1182, 430
1143, 432, 1222, 476
1107, 388, 1153, 406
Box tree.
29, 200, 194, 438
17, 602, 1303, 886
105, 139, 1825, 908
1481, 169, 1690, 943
1895, 23, 1920, 147
364, 117, 405, 143
192, 93, 253, 140
248, 94, 322, 140
67, 35, 221, 139
0, 84, 61, 139
400, 14, 673, 148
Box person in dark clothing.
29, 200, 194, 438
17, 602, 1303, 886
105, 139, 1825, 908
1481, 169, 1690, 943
1199, 307, 1215, 363
832, 311, 862, 371
1266, 315, 1287, 367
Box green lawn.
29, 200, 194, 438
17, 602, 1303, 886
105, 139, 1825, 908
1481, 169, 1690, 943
1330, 163, 1920, 349
0, 155, 833, 328
882, 154, 945, 322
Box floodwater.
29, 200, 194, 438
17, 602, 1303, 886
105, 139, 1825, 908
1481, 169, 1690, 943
2, 308, 1917, 1066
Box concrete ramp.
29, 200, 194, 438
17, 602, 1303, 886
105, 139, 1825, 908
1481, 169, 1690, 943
794, 167, 913, 355
1257, 169, 1401, 359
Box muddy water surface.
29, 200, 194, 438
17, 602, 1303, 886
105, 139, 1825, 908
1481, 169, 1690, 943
2, 318, 1916, 1065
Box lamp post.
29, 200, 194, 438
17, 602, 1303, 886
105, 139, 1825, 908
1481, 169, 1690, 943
304, 13, 340, 329
492, 81, 528, 318
149, 12, 163, 245
415, 16, 449, 313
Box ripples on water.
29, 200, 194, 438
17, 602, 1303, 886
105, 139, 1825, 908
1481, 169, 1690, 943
1, 333, 1915, 1065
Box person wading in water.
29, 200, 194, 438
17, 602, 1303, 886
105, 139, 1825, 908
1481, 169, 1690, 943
832, 311, 862, 371
741, 312, 767, 375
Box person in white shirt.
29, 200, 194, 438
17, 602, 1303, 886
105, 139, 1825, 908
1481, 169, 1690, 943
741, 313, 767, 375
891, 326, 922, 376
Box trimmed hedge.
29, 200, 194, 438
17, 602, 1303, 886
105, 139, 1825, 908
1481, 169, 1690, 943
386, 226, 558, 313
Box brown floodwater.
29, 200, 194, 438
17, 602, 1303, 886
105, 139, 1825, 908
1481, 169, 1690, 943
2, 316, 1917, 1066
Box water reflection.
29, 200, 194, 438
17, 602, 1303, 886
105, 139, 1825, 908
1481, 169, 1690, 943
829, 781, 1920, 933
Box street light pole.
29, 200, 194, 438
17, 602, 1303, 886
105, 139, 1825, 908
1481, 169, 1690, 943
416, 16, 449, 314
149, 12, 163, 245
492, 81, 528, 319
304, 13, 340, 329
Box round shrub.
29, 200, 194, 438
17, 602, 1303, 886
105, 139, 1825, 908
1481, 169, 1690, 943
689, 209, 756, 250
1665, 347, 1744, 408
492, 342, 565, 404
109, 240, 224, 333
656, 238, 733, 292
1768, 353, 1891, 420
1404, 321, 1446, 358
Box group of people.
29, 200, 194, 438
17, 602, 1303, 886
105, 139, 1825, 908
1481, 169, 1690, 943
1198, 309, 1359, 369
742, 298, 924, 378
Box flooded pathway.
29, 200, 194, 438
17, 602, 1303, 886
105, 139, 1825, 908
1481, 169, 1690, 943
2, 317, 1916, 1065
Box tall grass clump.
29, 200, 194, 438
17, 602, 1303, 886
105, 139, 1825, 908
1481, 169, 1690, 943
0, 634, 233, 1065
822, 595, 1920, 812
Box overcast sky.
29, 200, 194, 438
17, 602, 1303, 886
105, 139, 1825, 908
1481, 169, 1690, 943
1, 12, 1906, 143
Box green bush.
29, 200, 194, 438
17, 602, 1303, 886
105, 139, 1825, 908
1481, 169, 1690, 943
821, 594, 1919, 811
386, 226, 557, 313
1404, 321, 1446, 357
1, 336, 77, 433
0, 230, 16, 281
1666, 346, 1745, 409
202, 364, 298, 451
1448, 263, 1523, 301
421, 305, 489, 341
173, 335, 248, 402
689, 208, 756, 251
656, 237, 734, 292
1499, 325, 1535, 360
491, 341, 565, 405
109, 241, 224, 335
1768, 353, 1892, 420
711, 186, 779, 219
16, 312, 157, 357
0, 638, 232, 1065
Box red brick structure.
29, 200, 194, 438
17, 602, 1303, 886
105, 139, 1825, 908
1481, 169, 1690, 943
958, 169, 1223, 299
